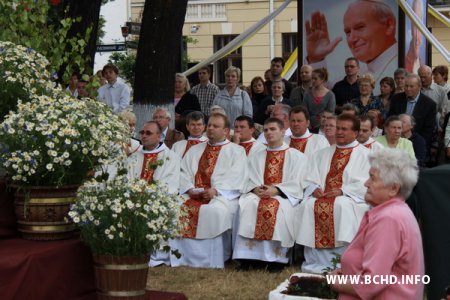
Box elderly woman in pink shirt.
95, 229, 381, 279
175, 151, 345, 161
329, 148, 424, 299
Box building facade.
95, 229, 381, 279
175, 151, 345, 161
129, 0, 449, 86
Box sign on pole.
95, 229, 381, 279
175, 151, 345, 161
96, 44, 126, 52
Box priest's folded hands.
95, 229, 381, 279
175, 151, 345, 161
252, 185, 279, 199
312, 188, 343, 198
188, 188, 218, 202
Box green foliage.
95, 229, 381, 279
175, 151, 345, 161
0, 0, 91, 82
182, 36, 198, 71
109, 52, 136, 85
97, 15, 106, 45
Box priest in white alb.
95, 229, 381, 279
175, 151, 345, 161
233, 117, 308, 272
171, 111, 208, 158
125, 121, 180, 194
296, 114, 371, 273
170, 113, 247, 268
232, 115, 265, 156
357, 116, 384, 151
285, 106, 329, 157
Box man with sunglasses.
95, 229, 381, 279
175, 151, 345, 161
125, 121, 180, 195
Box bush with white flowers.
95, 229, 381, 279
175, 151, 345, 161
0, 41, 55, 120
0, 93, 129, 186
69, 175, 183, 256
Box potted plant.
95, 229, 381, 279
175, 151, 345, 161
69, 174, 183, 300
0, 92, 129, 240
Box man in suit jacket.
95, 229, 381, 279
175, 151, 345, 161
152, 107, 185, 149
388, 74, 436, 146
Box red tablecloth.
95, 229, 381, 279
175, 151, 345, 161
0, 238, 97, 300
0, 238, 187, 300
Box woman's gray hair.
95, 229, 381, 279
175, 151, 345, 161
369, 148, 419, 199
225, 66, 241, 80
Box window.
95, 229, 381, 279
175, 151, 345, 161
282, 33, 298, 83
213, 35, 242, 85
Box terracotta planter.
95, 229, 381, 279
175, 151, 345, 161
93, 255, 149, 300
13, 185, 78, 241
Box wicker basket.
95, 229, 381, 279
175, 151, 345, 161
93, 255, 149, 300
13, 185, 78, 240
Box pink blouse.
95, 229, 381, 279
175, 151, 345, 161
339, 198, 424, 300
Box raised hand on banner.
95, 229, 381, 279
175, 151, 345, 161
305, 11, 342, 63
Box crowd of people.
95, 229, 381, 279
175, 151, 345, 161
64, 53, 450, 298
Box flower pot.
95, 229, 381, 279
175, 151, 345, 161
92, 255, 149, 300
13, 185, 78, 241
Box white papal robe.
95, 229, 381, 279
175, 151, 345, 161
125, 143, 180, 194
285, 129, 329, 157
171, 136, 208, 158
239, 138, 266, 156
168, 140, 247, 268
296, 141, 370, 273
233, 144, 308, 263
361, 137, 384, 152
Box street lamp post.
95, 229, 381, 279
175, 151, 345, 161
121, 25, 129, 50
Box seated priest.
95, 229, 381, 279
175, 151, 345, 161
159, 113, 247, 268
232, 115, 266, 156
172, 111, 208, 159
233, 117, 308, 272
357, 116, 384, 151
296, 114, 371, 273
285, 106, 329, 157
125, 121, 180, 194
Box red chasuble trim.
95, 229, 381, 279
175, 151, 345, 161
139, 153, 159, 182
239, 141, 254, 156
253, 150, 286, 240
182, 139, 205, 158
364, 142, 373, 149
314, 147, 353, 248
289, 137, 309, 153
181, 143, 223, 238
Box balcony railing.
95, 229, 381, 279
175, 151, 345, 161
186, 3, 227, 22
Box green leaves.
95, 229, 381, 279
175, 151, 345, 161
0, 0, 91, 81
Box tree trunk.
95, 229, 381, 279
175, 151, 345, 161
133, 0, 188, 132
57, 0, 102, 79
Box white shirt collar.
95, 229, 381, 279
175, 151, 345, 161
240, 137, 256, 144
267, 142, 289, 151
292, 129, 312, 139
362, 137, 375, 146
208, 139, 229, 146
336, 140, 359, 149
142, 142, 166, 154
188, 135, 208, 141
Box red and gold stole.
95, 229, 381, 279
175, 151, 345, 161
181, 143, 223, 238
239, 141, 254, 156
289, 136, 309, 153
140, 153, 159, 182
254, 149, 286, 241
182, 139, 205, 158
364, 142, 373, 149
314, 147, 353, 248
